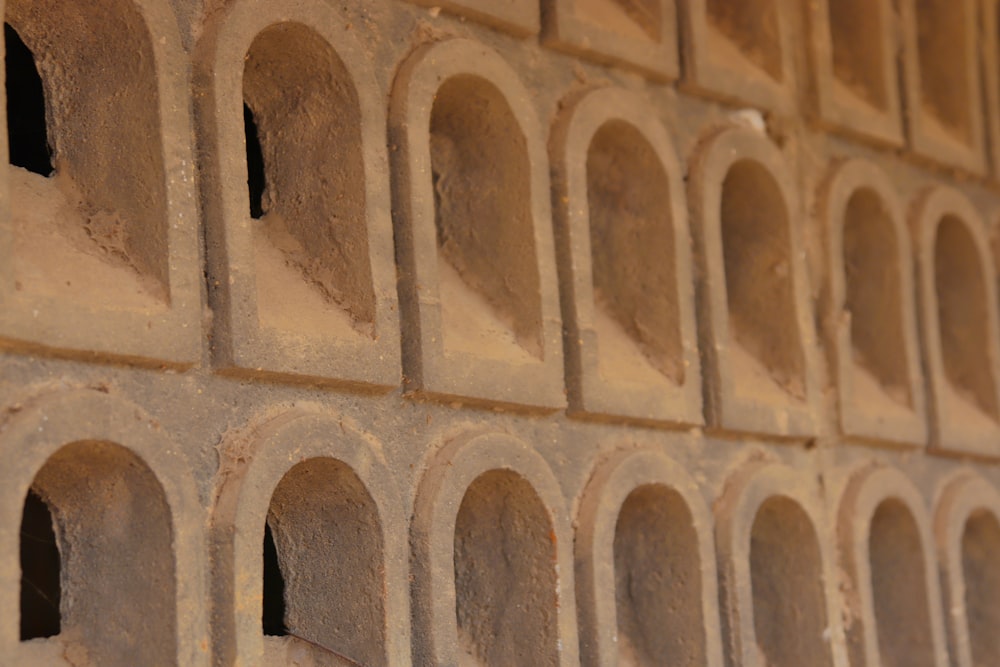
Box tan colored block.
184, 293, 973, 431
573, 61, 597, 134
0, 390, 208, 666
836, 465, 949, 667
541, 0, 679, 80
934, 472, 1000, 667
805, 0, 903, 145
390, 39, 565, 410
819, 159, 927, 446
981, 0, 1000, 175
194, 0, 401, 389
210, 411, 410, 667
714, 460, 846, 667
410, 430, 578, 666
574, 448, 723, 667
679, 0, 795, 112
402, 0, 539, 35
911, 187, 1000, 456
0, 0, 201, 365
899, 0, 987, 173
550, 87, 702, 425
688, 126, 821, 436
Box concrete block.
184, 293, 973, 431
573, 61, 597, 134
402, 0, 539, 36
910, 187, 1000, 456
0, 0, 202, 366
934, 473, 1000, 667
836, 465, 949, 667
194, 0, 401, 390
714, 460, 846, 667
390, 39, 565, 410
805, 0, 903, 145
210, 410, 410, 667
899, 0, 987, 173
541, 0, 679, 80
550, 87, 702, 425
819, 159, 928, 446
688, 126, 821, 437
0, 389, 208, 666
679, 0, 796, 112
410, 430, 578, 667
574, 448, 723, 667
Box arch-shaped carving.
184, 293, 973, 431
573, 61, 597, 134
193, 0, 400, 387
410, 430, 578, 666
390, 38, 564, 410
910, 187, 1000, 455
935, 473, 1000, 667
820, 159, 926, 445
688, 126, 820, 436
550, 87, 701, 425
0, 389, 207, 666
837, 465, 948, 667
0, 0, 200, 364
715, 461, 843, 667
574, 448, 723, 667
210, 410, 409, 667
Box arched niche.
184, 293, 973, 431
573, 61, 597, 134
0, 390, 207, 666
550, 87, 701, 424
210, 410, 408, 667
261, 458, 386, 666
389, 39, 564, 409
822, 160, 925, 445
911, 187, 1000, 454
0, 0, 200, 363
574, 449, 723, 667
715, 462, 840, 667
837, 466, 948, 667
934, 474, 1000, 667
192, 0, 399, 387
410, 431, 578, 666
688, 126, 819, 436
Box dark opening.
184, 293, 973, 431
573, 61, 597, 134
262, 522, 286, 636
20, 490, 60, 641
244, 103, 266, 219
5, 23, 51, 176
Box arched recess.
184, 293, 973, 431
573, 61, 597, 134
911, 187, 1000, 455
935, 473, 1000, 667
192, 0, 399, 387
714, 461, 842, 667
574, 449, 723, 667
550, 87, 701, 425
410, 431, 578, 666
389, 38, 565, 409
688, 126, 819, 436
0, 0, 201, 364
210, 411, 409, 667
821, 160, 926, 445
0, 389, 207, 666
837, 466, 948, 667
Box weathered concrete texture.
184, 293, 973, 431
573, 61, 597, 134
5, 1, 1000, 667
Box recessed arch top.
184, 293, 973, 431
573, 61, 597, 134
210, 410, 409, 667
836, 465, 949, 667
820, 159, 926, 445
550, 86, 701, 425
0, 389, 207, 666
910, 186, 1000, 455
574, 448, 723, 667
935, 473, 1000, 667
192, 0, 400, 387
410, 430, 578, 667
714, 460, 844, 667
688, 125, 820, 436
389, 38, 565, 409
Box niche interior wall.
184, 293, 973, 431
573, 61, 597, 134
3, 1, 1000, 666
